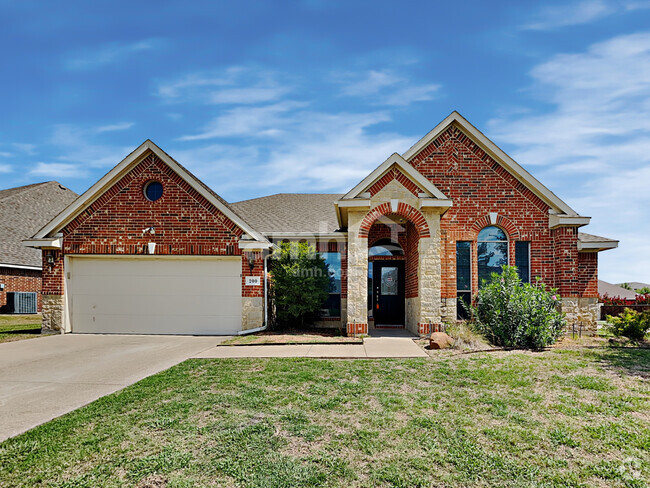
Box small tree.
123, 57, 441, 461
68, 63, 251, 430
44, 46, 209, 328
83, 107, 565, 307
471, 266, 566, 350
269, 241, 330, 328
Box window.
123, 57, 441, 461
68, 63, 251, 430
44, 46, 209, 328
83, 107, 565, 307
477, 226, 508, 287
456, 241, 471, 319
369, 238, 404, 257
515, 241, 530, 283
320, 252, 341, 317
380, 266, 398, 295
144, 181, 163, 202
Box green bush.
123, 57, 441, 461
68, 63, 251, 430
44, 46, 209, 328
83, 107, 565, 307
606, 308, 650, 341
269, 241, 330, 328
471, 266, 566, 350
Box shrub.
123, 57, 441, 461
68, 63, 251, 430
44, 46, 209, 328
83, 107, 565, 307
269, 241, 330, 328
471, 266, 566, 350
635, 293, 650, 305
606, 308, 650, 341
444, 322, 490, 351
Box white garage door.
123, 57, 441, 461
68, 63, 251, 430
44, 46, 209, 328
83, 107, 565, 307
67, 256, 242, 335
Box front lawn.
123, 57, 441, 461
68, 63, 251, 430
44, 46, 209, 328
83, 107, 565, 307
1, 348, 649, 487
0, 314, 42, 343
221, 330, 362, 346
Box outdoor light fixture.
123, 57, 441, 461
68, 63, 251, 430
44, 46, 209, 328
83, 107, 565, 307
247, 253, 255, 271
46, 253, 55, 265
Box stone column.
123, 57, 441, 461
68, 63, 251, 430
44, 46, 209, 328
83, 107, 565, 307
416, 210, 442, 336
346, 210, 368, 336
42, 294, 65, 332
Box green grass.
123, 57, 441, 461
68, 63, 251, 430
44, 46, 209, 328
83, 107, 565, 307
1, 348, 649, 487
0, 314, 42, 343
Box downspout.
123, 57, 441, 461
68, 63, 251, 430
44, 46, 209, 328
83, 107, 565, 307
237, 250, 271, 335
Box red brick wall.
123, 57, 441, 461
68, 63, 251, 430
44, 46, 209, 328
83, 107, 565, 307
0, 267, 42, 312
42, 151, 262, 299
408, 124, 591, 298
577, 252, 598, 297
42, 251, 65, 295
405, 221, 419, 299
368, 167, 422, 198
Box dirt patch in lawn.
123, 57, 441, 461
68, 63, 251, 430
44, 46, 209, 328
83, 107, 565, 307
221, 328, 362, 346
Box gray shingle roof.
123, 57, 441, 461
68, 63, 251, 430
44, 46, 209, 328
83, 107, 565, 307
578, 232, 617, 243
231, 194, 343, 234
0, 182, 78, 268
598, 280, 638, 300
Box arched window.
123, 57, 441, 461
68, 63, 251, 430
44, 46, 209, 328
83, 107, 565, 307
369, 238, 404, 257
477, 226, 508, 286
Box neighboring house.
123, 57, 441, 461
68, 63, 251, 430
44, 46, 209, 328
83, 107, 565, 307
617, 281, 650, 292
598, 280, 638, 303
0, 182, 78, 313
25, 112, 618, 335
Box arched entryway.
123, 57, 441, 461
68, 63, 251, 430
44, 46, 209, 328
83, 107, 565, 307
367, 215, 420, 329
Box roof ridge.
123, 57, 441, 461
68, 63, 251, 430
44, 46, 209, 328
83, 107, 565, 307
0, 181, 55, 201
232, 193, 345, 204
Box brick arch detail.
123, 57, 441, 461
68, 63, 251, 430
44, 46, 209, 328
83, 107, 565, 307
358, 202, 430, 238
471, 214, 520, 240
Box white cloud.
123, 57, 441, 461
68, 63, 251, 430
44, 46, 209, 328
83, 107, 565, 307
178, 102, 307, 140
521, 0, 650, 30
95, 122, 134, 133
487, 32, 650, 282
29, 162, 87, 178
174, 104, 414, 198
522, 0, 614, 30
341, 70, 402, 96
337, 69, 440, 106
64, 39, 162, 70
0, 164, 12, 173
49, 124, 133, 168
157, 67, 290, 105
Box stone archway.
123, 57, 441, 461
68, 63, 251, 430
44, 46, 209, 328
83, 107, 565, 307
346, 204, 443, 337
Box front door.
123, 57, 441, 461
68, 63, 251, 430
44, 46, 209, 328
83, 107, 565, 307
372, 261, 405, 326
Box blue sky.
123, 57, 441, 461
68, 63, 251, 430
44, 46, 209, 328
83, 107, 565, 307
1, 0, 649, 284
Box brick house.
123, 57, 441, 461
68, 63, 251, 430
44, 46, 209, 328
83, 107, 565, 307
25, 112, 617, 335
0, 182, 77, 313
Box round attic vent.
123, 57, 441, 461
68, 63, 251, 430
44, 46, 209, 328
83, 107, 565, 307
144, 181, 163, 202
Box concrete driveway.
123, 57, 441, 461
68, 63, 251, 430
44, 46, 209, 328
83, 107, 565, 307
0, 334, 222, 442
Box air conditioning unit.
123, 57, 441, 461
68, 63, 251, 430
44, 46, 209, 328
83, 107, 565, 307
6, 292, 38, 314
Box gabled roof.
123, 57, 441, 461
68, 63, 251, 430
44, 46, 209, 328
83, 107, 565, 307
0, 182, 78, 268
232, 194, 344, 235
28, 140, 267, 243
402, 111, 584, 218
341, 152, 449, 200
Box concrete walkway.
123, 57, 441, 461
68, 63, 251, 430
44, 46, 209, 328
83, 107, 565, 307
194, 336, 428, 359
0, 334, 220, 442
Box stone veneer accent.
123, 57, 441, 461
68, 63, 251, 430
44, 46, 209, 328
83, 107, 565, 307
414, 209, 442, 335
42, 294, 64, 331
440, 297, 458, 323
560, 297, 600, 335
241, 296, 264, 331
405, 297, 418, 332
346, 210, 369, 335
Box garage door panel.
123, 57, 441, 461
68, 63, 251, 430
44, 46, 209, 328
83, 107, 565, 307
69, 257, 243, 335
